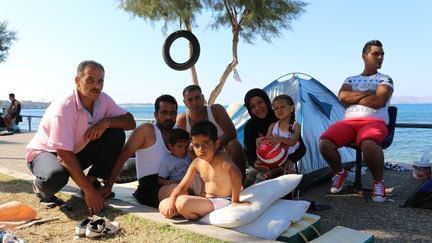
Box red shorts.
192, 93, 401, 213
320, 118, 388, 148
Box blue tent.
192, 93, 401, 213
232, 72, 355, 175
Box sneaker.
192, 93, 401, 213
372, 180, 386, 203
1, 232, 25, 243
39, 197, 66, 208
330, 170, 348, 194
76, 217, 97, 237
32, 180, 66, 208
85, 217, 119, 238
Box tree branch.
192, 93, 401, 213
208, 27, 240, 104
184, 18, 199, 85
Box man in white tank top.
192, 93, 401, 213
106, 95, 179, 207
319, 40, 394, 203
176, 85, 246, 183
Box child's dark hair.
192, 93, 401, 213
273, 94, 296, 132
169, 128, 190, 145
190, 121, 218, 142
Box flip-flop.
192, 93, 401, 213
85, 217, 119, 238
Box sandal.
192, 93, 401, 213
85, 217, 119, 238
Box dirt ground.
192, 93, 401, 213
301, 169, 432, 243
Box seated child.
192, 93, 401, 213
157, 128, 201, 195
244, 94, 301, 187
159, 121, 249, 220
158, 128, 191, 186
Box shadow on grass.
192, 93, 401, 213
0, 173, 128, 222
60, 195, 127, 222
0, 177, 34, 195
0, 140, 20, 145
0, 157, 27, 160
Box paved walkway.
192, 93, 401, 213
0, 132, 271, 242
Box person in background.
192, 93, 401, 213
319, 40, 394, 203
25, 60, 136, 215
0, 108, 6, 128
4, 93, 21, 130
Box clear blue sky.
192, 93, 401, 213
1, 0, 431, 105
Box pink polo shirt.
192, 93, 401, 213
25, 89, 127, 162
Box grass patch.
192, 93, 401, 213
0, 174, 226, 242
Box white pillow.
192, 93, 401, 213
234, 199, 310, 240
199, 174, 303, 228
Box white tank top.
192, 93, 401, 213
135, 124, 170, 179
271, 121, 300, 155
185, 105, 224, 137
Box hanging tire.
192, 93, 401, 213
163, 30, 200, 71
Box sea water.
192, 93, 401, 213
18, 104, 432, 164
386, 104, 432, 163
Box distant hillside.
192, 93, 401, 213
0, 100, 51, 109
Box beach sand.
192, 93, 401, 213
1, 131, 431, 242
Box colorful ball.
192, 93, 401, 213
256, 137, 289, 168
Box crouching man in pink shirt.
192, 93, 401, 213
25, 60, 136, 215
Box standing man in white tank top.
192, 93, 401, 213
176, 85, 246, 183
106, 95, 178, 207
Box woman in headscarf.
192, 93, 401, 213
243, 88, 306, 172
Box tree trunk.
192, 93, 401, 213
208, 27, 240, 104
184, 18, 199, 86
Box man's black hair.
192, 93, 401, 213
182, 84, 202, 97
362, 40, 383, 54
154, 94, 177, 112
190, 120, 218, 142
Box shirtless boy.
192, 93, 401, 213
159, 121, 249, 220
